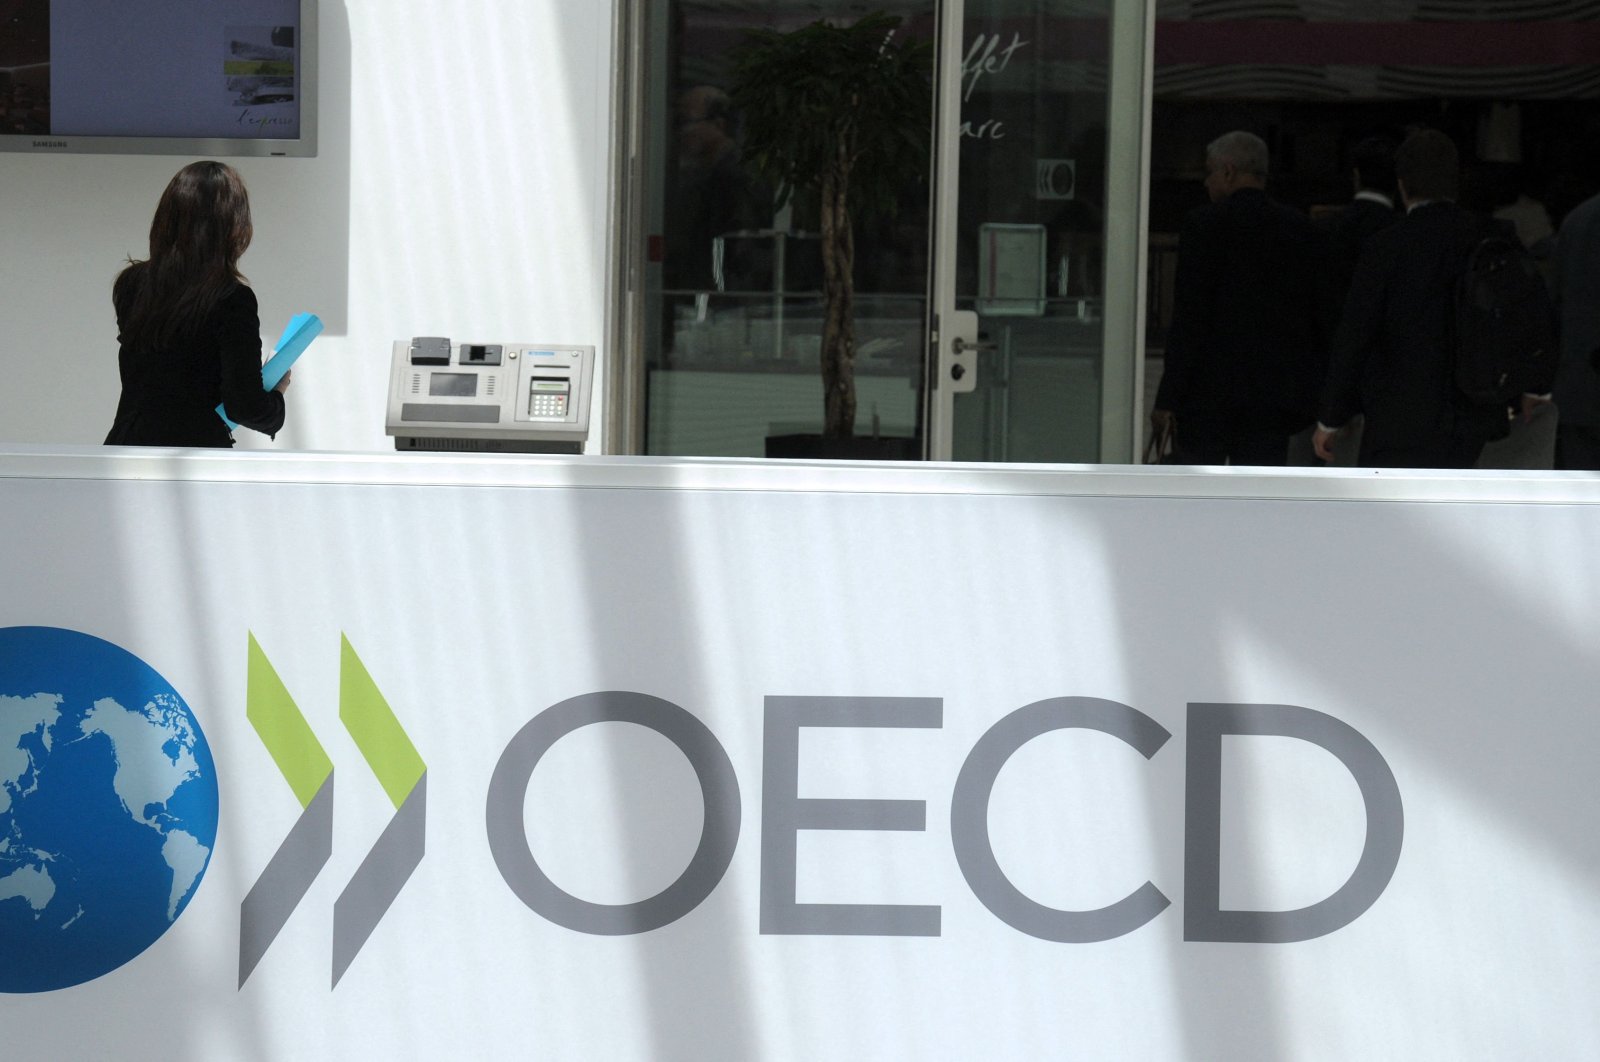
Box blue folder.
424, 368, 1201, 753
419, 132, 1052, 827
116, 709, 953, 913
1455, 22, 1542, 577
217, 313, 323, 430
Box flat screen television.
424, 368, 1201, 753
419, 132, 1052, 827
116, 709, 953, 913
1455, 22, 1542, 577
0, 0, 316, 156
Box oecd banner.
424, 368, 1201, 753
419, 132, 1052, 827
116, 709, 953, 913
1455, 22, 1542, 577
3, 449, 1600, 1060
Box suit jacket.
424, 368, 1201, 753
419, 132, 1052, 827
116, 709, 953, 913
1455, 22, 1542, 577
105, 274, 285, 448
1156, 187, 1332, 432
1319, 201, 1506, 462
1553, 192, 1600, 428
1318, 194, 1400, 308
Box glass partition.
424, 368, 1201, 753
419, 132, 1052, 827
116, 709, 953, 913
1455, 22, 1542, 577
644, 2, 936, 459
635, 1, 1129, 462
948, 3, 1115, 462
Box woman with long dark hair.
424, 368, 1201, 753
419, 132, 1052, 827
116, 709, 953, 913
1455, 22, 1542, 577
105, 161, 290, 447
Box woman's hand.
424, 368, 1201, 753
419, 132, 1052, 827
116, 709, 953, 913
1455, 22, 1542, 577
274, 369, 292, 394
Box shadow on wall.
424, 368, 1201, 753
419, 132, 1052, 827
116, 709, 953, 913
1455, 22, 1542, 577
247, 0, 353, 339
240, 0, 351, 454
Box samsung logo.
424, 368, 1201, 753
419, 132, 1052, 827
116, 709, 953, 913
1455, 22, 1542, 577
32, 140, 68, 148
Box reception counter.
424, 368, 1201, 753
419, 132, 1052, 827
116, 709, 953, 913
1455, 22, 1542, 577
4, 445, 1600, 1059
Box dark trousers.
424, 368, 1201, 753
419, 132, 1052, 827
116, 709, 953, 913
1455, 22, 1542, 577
1556, 424, 1600, 471
1173, 410, 1290, 466
1362, 438, 1486, 469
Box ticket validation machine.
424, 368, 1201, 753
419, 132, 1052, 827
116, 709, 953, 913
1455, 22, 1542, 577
386, 338, 595, 453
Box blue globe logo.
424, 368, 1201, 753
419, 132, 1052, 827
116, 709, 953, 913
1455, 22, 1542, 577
1, 626, 219, 993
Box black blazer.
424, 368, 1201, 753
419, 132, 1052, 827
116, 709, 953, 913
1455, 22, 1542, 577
105, 274, 285, 448
1318, 195, 1401, 306
1319, 201, 1505, 461
1156, 187, 1333, 431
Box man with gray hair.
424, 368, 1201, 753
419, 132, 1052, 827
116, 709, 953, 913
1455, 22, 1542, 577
1153, 131, 1332, 464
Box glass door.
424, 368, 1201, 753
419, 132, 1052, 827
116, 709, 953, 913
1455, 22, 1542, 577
633, 1, 936, 460
927, 0, 1150, 463
618, 0, 1150, 463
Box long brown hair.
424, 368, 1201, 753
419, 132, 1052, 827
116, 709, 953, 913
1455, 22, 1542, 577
116, 161, 254, 351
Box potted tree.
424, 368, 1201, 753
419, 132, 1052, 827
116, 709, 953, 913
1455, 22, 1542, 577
730, 12, 932, 457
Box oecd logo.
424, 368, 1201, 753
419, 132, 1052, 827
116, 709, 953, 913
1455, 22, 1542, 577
0, 627, 219, 994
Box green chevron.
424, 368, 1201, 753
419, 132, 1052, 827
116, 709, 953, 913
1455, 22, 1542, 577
339, 634, 426, 810
246, 633, 334, 809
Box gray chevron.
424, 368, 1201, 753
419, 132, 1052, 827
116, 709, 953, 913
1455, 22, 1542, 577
331, 771, 426, 987
238, 771, 335, 988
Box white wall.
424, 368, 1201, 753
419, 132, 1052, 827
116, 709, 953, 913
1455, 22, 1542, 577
0, 1, 615, 452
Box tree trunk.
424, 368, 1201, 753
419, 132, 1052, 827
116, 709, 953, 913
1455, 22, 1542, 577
819, 150, 856, 440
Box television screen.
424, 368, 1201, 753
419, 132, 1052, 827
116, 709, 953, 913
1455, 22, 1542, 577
0, 0, 316, 156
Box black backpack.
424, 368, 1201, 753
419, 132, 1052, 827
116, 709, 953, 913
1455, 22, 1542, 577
1453, 235, 1557, 405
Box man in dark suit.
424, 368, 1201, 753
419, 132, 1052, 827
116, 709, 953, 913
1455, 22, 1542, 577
1153, 131, 1331, 465
1314, 130, 1514, 468
1552, 189, 1600, 469
1319, 135, 1401, 303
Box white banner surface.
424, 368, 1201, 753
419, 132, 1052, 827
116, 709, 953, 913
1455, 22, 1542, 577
2, 449, 1599, 1061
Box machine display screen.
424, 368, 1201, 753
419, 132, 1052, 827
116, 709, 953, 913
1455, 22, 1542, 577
429, 372, 478, 397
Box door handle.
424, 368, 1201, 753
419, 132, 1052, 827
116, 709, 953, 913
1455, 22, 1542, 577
942, 309, 983, 396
